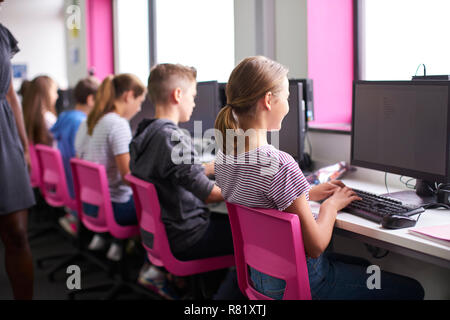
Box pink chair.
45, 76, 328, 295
226, 202, 311, 300
33, 144, 90, 280
70, 159, 156, 300
35, 144, 76, 211
28, 143, 41, 188
125, 173, 235, 296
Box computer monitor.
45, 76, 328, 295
276, 81, 306, 165
178, 81, 221, 136
351, 81, 450, 186
289, 78, 314, 123
55, 88, 75, 115
130, 95, 154, 134
412, 75, 450, 81
218, 82, 227, 108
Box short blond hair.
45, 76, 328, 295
147, 63, 197, 105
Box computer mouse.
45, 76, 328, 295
381, 214, 417, 229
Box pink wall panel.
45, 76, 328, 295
86, 0, 114, 81
307, 0, 354, 124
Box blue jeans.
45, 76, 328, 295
82, 196, 138, 226
249, 251, 424, 300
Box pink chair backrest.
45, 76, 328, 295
70, 158, 139, 238
126, 173, 235, 276
35, 144, 76, 211
226, 202, 311, 300
29, 143, 41, 188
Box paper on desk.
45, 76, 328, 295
408, 224, 450, 247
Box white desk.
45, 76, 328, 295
208, 176, 450, 269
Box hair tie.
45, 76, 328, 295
225, 103, 235, 109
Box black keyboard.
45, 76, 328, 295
343, 188, 425, 223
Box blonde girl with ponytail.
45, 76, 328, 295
75, 74, 145, 259
214, 56, 424, 300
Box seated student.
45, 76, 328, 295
51, 76, 100, 235
22, 75, 58, 146
129, 63, 244, 300
74, 74, 145, 261
214, 56, 425, 300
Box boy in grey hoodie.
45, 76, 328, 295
129, 64, 242, 299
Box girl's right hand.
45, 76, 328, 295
322, 186, 362, 212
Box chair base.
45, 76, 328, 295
41, 250, 112, 282
67, 279, 162, 300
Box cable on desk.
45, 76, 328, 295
399, 176, 416, 189
414, 63, 427, 76
384, 172, 389, 194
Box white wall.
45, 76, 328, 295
274, 0, 308, 78
234, 0, 308, 77
1, 0, 68, 89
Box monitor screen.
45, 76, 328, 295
351, 81, 450, 183
276, 81, 305, 162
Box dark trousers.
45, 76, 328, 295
173, 213, 246, 300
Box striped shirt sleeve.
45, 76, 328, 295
267, 161, 310, 211
108, 117, 132, 156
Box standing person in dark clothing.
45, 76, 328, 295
0, 19, 35, 299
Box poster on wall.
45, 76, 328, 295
12, 64, 27, 79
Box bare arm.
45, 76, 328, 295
284, 187, 360, 258
204, 185, 224, 204
5, 76, 30, 168
115, 152, 131, 185
202, 160, 215, 176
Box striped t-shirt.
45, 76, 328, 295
75, 112, 132, 203
215, 144, 310, 211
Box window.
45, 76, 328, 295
362, 0, 450, 80
113, 0, 150, 84
154, 0, 235, 82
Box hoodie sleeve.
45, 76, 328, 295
159, 128, 214, 201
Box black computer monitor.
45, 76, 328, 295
276, 81, 306, 165
178, 81, 221, 136
130, 95, 154, 134
218, 82, 227, 108
351, 81, 450, 185
55, 88, 75, 115
289, 78, 314, 123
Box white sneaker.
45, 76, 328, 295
58, 214, 77, 236
137, 265, 179, 300
88, 234, 107, 251
106, 242, 123, 261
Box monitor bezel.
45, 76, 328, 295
351, 80, 450, 183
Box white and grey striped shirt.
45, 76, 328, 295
215, 144, 310, 212
75, 112, 132, 203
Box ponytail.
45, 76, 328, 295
214, 104, 238, 154
87, 75, 115, 135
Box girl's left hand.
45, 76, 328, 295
309, 180, 346, 202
